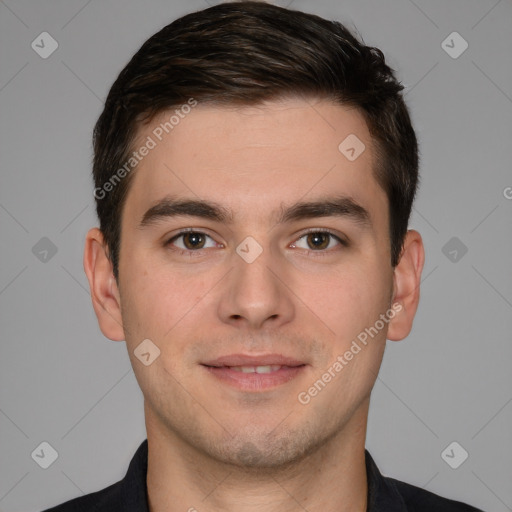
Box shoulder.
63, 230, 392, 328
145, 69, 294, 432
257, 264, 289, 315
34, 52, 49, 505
389, 477, 485, 512
40, 480, 123, 512
365, 449, 484, 511
40, 439, 149, 512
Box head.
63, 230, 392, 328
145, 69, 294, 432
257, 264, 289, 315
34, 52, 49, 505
85, 1, 424, 470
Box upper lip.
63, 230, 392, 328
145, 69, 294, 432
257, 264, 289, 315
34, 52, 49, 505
202, 354, 306, 367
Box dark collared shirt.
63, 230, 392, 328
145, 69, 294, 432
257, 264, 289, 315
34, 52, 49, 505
42, 439, 484, 511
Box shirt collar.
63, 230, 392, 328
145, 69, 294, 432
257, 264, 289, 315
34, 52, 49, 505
120, 439, 150, 511
365, 449, 408, 511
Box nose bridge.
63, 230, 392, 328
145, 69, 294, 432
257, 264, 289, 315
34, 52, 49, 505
217, 235, 294, 329
235, 240, 276, 294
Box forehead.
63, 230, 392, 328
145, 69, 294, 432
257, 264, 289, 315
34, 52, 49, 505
123, 97, 386, 227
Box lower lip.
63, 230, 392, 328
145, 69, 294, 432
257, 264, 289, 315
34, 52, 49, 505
202, 365, 306, 391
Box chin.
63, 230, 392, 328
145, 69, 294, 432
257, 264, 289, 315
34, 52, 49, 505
202, 423, 332, 472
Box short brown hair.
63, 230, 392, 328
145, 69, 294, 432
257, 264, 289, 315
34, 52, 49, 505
92, 0, 419, 279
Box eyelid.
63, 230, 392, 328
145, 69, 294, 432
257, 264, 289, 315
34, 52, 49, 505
294, 227, 347, 242
290, 228, 347, 252
165, 228, 222, 250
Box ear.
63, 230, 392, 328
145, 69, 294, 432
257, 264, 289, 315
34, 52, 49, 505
83, 227, 125, 341
387, 229, 425, 341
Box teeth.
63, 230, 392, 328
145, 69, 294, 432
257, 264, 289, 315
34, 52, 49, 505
230, 365, 282, 373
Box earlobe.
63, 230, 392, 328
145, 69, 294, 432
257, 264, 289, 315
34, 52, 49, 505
387, 229, 425, 342
83, 228, 125, 341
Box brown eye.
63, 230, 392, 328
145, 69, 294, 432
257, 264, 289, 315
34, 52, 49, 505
166, 231, 217, 252
291, 230, 345, 254
182, 232, 206, 249
306, 232, 331, 250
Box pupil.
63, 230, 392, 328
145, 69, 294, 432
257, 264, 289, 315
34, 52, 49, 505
309, 233, 328, 250
185, 232, 204, 249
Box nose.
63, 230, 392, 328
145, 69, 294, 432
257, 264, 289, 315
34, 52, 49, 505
216, 242, 295, 331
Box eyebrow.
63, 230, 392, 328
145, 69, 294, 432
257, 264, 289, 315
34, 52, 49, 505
138, 195, 371, 229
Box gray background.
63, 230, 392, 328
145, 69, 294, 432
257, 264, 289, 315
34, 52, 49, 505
1, 1, 511, 511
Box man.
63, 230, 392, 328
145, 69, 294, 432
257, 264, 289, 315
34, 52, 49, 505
43, 1, 483, 510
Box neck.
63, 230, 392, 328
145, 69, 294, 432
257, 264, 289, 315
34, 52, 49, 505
145, 401, 369, 512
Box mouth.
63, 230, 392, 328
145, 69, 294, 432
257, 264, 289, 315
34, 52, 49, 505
201, 354, 307, 391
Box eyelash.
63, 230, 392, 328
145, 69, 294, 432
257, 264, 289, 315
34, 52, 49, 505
164, 228, 347, 258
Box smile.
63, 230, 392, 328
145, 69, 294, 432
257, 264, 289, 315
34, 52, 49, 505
201, 358, 307, 392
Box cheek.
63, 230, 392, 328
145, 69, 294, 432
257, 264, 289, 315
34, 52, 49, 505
300, 262, 392, 340
120, 263, 210, 346
119, 268, 169, 341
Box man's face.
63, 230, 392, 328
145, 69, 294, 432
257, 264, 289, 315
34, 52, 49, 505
115, 98, 397, 468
